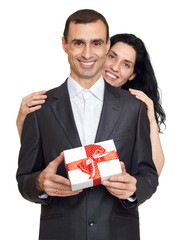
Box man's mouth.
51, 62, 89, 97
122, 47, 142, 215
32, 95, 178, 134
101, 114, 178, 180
80, 61, 95, 66
78, 60, 96, 68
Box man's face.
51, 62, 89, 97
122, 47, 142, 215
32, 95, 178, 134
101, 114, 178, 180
62, 20, 110, 87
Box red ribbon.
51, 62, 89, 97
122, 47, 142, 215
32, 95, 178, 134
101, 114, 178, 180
66, 144, 119, 186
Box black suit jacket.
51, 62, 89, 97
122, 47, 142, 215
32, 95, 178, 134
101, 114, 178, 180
17, 80, 158, 240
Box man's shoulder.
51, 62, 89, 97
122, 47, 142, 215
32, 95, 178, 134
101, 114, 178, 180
46, 80, 68, 99
105, 82, 141, 106
36, 80, 68, 112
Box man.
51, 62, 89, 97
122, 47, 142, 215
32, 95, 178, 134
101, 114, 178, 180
17, 9, 158, 240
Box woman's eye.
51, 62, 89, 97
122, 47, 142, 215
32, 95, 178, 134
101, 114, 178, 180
109, 54, 115, 59
123, 63, 130, 68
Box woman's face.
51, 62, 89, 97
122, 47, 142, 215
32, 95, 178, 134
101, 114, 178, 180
102, 42, 136, 87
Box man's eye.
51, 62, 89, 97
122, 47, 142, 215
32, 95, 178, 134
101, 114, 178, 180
74, 41, 83, 46
93, 41, 101, 46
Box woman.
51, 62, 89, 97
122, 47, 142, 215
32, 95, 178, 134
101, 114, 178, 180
16, 33, 166, 175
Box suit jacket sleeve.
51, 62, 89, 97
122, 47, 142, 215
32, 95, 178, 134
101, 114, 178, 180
16, 112, 49, 205
120, 101, 158, 208
131, 102, 158, 206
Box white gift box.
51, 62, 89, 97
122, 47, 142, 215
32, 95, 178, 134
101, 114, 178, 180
64, 139, 122, 191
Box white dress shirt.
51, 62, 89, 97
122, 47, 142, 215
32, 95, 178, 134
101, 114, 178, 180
67, 76, 104, 146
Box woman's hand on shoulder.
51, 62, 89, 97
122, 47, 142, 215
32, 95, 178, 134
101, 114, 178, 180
16, 90, 47, 137
129, 88, 155, 123
19, 90, 47, 116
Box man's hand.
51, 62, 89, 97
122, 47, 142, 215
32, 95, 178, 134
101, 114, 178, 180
102, 162, 137, 200
37, 152, 82, 197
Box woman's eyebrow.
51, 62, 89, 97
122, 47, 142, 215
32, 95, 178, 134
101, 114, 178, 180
109, 50, 118, 56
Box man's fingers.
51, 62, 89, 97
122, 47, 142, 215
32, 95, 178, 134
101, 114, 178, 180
102, 162, 126, 184
39, 172, 71, 190
120, 161, 126, 173
50, 174, 71, 186
44, 174, 71, 187
44, 182, 72, 193
48, 152, 64, 173
106, 186, 125, 195
37, 152, 70, 194
106, 187, 130, 200
109, 172, 129, 183
52, 190, 82, 197
102, 180, 126, 190
40, 177, 72, 195
45, 186, 82, 197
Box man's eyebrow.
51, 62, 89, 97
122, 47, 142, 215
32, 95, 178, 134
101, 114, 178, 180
71, 39, 105, 43
91, 39, 105, 43
71, 39, 85, 43
110, 50, 134, 65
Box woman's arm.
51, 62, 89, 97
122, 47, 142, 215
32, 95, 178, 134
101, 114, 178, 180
16, 90, 47, 138
129, 88, 164, 176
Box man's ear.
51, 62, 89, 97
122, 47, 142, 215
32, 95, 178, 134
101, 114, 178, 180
62, 36, 68, 53
128, 73, 136, 81
106, 38, 111, 54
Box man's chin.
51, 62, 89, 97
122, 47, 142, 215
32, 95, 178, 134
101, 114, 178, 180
77, 72, 101, 80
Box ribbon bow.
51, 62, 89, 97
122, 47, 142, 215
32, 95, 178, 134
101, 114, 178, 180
66, 144, 118, 186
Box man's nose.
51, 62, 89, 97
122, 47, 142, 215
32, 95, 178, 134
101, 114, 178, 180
81, 44, 92, 59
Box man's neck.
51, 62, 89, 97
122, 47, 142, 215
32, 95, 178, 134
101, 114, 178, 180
70, 74, 102, 89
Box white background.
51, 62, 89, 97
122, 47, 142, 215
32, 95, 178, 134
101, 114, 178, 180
0, 0, 184, 239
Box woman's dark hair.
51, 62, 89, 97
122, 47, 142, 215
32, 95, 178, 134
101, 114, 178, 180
110, 34, 166, 132
63, 9, 109, 43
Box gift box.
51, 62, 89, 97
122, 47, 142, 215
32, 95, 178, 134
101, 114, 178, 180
64, 139, 122, 191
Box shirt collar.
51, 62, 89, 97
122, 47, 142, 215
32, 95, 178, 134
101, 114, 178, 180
67, 75, 105, 101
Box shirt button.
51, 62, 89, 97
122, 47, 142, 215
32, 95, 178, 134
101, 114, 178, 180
88, 220, 94, 227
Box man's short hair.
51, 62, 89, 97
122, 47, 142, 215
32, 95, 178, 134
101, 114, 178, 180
63, 9, 109, 43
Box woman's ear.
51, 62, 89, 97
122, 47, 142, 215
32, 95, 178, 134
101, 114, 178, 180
128, 73, 136, 81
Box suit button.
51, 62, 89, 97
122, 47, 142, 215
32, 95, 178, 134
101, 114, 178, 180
88, 220, 94, 227
90, 187, 94, 190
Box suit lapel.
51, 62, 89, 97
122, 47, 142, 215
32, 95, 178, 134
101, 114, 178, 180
50, 80, 124, 147
50, 81, 82, 148
95, 82, 124, 142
